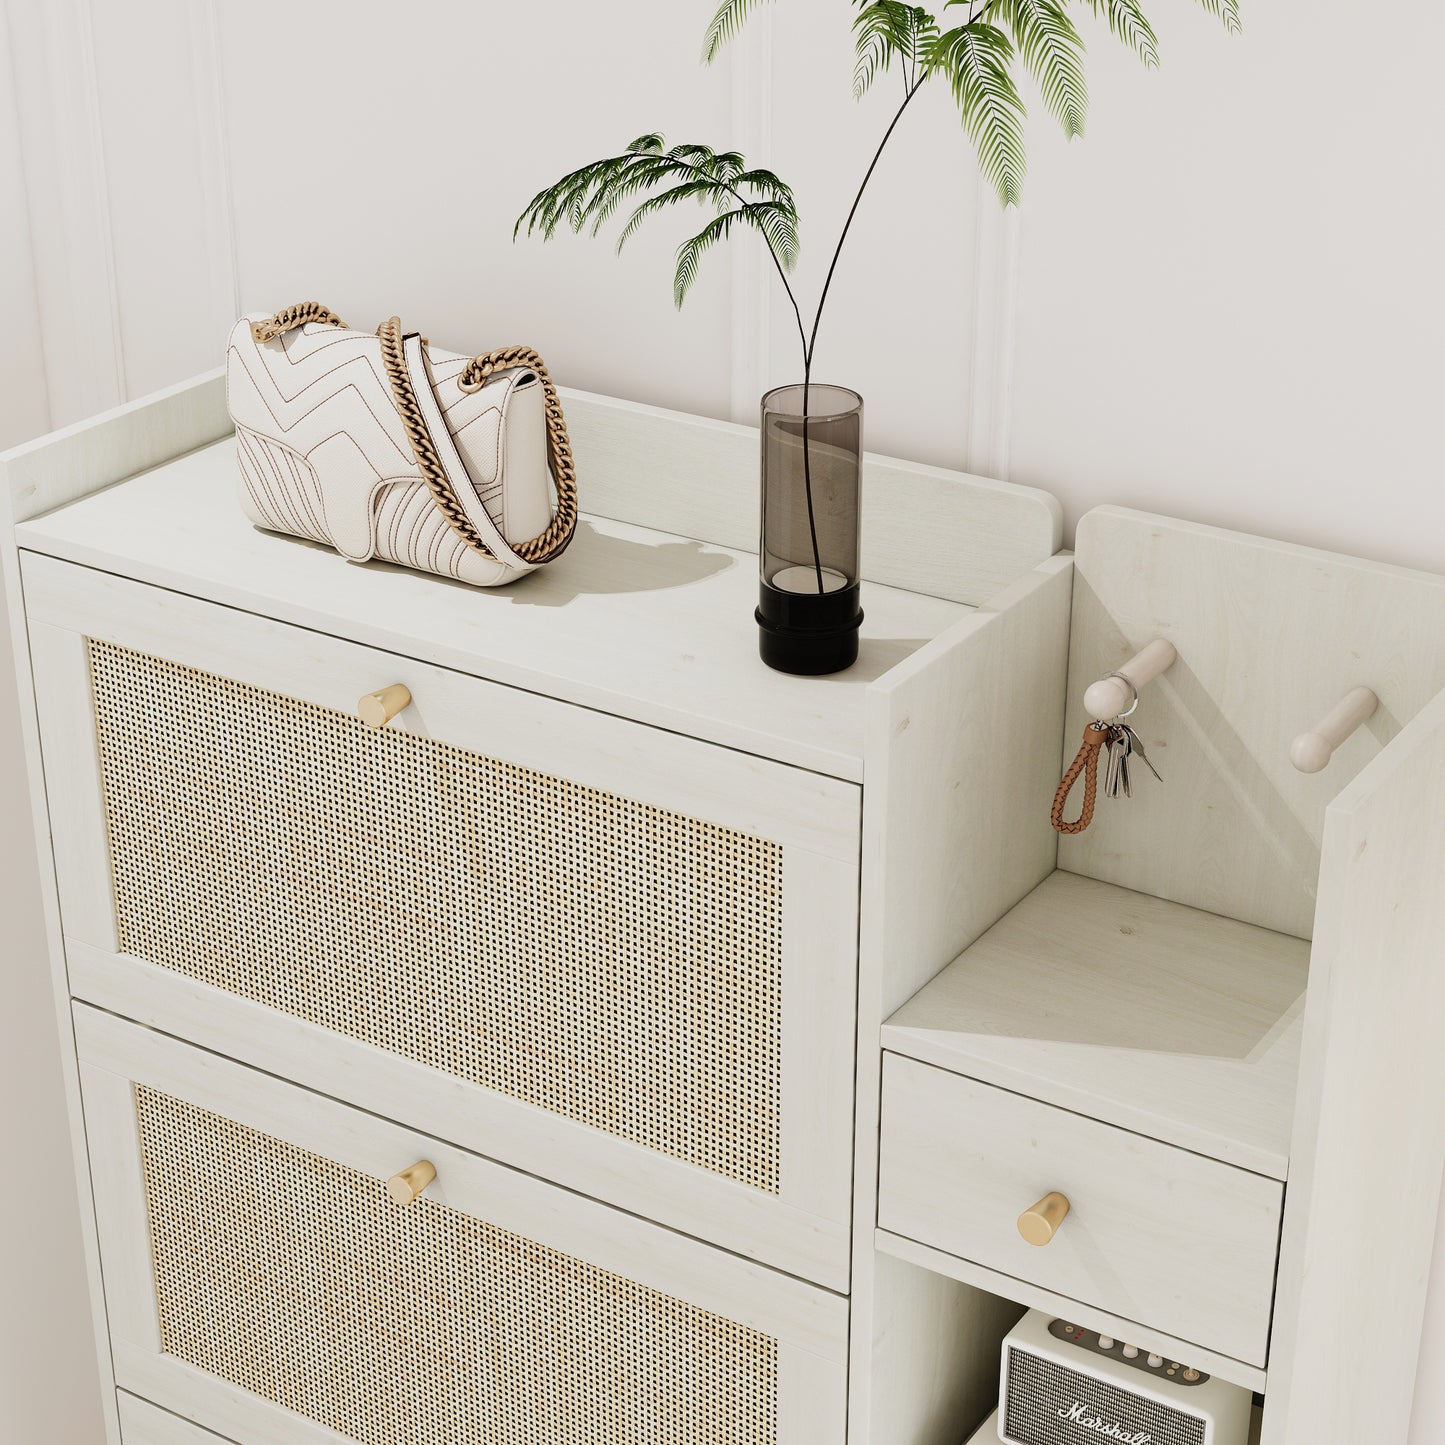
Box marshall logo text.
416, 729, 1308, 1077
1057, 1400, 1153, 1443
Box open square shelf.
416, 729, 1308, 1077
883, 869, 1309, 1179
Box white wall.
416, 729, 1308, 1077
1, 0, 1442, 1438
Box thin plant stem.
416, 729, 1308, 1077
805, 76, 925, 372
794, 74, 926, 595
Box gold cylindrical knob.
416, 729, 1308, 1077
359, 684, 411, 730
1018, 1191, 1071, 1246
386, 1160, 436, 1207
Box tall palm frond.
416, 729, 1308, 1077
515, 137, 799, 308
1081, 0, 1159, 66
852, 3, 940, 98
1193, 0, 1241, 34
701, 0, 776, 63
924, 22, 1028, 207
1001, 0, 1087, 137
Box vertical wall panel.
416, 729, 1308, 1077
87, 0, 237, 396
1007, 0, 1445, 573
214, 0, 736, 421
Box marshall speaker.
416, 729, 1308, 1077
998, 1311, 1253, 1445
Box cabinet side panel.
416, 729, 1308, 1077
0, 481, 120, 1439
1267, 685, 1445, 1445
850, 556, 1071, 1444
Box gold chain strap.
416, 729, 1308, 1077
249, 302, 347, 344
249, 303, 579, 567
458, 347, 578, 564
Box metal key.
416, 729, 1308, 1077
1103, 723, 1132, 799
1109, 722, 1132, 803
1115, 722, 1162, 783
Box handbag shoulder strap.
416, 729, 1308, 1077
378, 319, 528, 570
248, 303, 579, 567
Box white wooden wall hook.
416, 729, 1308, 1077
1289, 686, 1379, 774
1083, 639, 1178, 721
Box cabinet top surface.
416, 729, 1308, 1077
883, 869, 1310, 1179
16, 437, 972, 780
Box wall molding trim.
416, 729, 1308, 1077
963, 176, 1020, 483
6, 0, 127, 425
187, 0, 241, 333
727, 13, 775, 425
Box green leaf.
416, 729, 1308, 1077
516, 136, 800, 308
1002, 0, 1086, 138
924, 23, 1028, 207
1193, 0, 1242, 34
674, 210, 742, 306
701, 0, 775, 63
852, 3, 940, 99
1082, 0, 1159, 66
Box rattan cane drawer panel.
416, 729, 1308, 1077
88, 638, 782, 1194
134, 1085, 778, 1445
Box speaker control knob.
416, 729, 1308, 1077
1122, 1345, 1139, 1359
1147, 1354, 1164, 1368
1098, 1336, 1115, 1349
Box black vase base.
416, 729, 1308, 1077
756, 580, 863, 676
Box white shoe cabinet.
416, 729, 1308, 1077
2, 369, 1063, 1445
7, 372, 1442, 1445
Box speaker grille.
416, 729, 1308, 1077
135, 1085, 779, 1445
1004, 1346, 1205, 1445
91, 641, 782, 1193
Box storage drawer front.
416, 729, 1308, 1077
117, 1393, 234, 1445
81, 1007, 848, 1445
29, 557, 857, 1286
90, 636, 781, 1193
878, 1054, 1282, 1367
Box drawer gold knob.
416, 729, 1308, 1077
386, 1160, 436, 1207
1018, 1191, 1070, 1246
359, 684, 412, 730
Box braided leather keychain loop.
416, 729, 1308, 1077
1051, 723, 1110, 834
248, 303, 579, 566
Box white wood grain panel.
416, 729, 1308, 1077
68, 940, 852, 1292
875, 1233, 1268, 1396
878, 1055, 1282, 1368
78, 1059, 160, 1356
849, 556, 1074, 1445
1061, 506, 1445, 939
22, 553, 859, 858
0, 369, 228, 525
26, 624, 117, 952
76, 1004, 850, 1363
0, 373, 125, 1445
780, 846, 859, 1227
884, 870, 1310, 1179
117, 1392, 239, 1445
563, 387, 1062, 607
17, 442, 973, 782
1265, 686, 1445, 1445
865, 1251, 1024, 1445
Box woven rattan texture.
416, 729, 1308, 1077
1003, 1347, 1204, 1445
91, 641, 782, 1193
135, 1086, 779, 1445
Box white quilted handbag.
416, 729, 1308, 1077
226, 302, 578, 587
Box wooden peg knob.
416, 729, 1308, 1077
359, 684, 411, 730
1018, 1191, 1071, 1246
386, 1160, 436, 1207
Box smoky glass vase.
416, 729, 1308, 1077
756, 384, 864, 675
